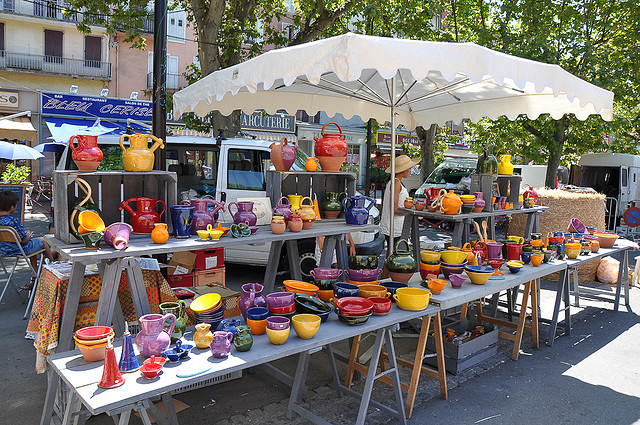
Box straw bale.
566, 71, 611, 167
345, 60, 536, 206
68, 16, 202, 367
510, 189, 605, 282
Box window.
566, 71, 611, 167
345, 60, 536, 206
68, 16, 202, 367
0, 0, 14, 13
148, 52, 180, 89
84, 35, 101, 68
622, 168, 628, 187
44, 29, 63, 64
168, 9, 186, 40
227, 149, 270, 191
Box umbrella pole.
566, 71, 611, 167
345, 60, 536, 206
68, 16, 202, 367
389, 76, 396, 252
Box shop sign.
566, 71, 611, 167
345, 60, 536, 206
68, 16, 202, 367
241, 112, 295, 132
0, 91, 19, 109
376, 132, 420, 147
41, 91, 153, 121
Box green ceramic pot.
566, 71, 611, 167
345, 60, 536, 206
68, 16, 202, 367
159, 301, 186, 344
322, 192, 346, 219
80, 231, 103, 250
386, 239, 416, 273
233, 325, 253, 352
349, 255, 378, 270
476, 145, 498, 174
522, 244, 533, 253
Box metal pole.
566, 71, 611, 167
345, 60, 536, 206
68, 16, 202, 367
365, 119, 372, 189
389, 76, 396, 251
152, 0, 167, 170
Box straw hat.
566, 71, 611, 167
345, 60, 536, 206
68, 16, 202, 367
385, 154, 421, 174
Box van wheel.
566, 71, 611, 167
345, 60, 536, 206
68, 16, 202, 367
298, 251, 317, 280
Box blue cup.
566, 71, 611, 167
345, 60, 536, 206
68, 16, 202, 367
521, 251, 532, 265
170, 205, 194, 238
246, 307, 269, 320
333, 282, 359, 298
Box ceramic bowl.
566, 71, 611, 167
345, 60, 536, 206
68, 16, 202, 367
313, 278, 338, 290
268, 303, 296, 315
422, 278, 449, 295
266, 292, 295, 308
440, 265, 465, 279
178, 343, 194, 359
348, 279, 380, 287
249, 225, 259, 234
358, 284, 390, 299
210, 229, 224, 240
586, 226, 597, 234
266, 316, 290, 331
461, 204, 474, 214
380, 281, 408, 299
266, 327, 290, 345
75, 326, 114, 341
346, 268, 381, 281
393, 287, 432, 311
464, 269, 492, 285
419, 264, 441, 280
332, 296, 374, 316
368, 297, 392, 315
74, 331, 114, 346
440, 250, 468, 265
246, 307, 269, 321
143, 356, 167, 368
294, 294, 332, 315
594, 232, 619, 248
75, 341, 108, 362
316, 289, 334, 303
246, 318, 267, 335
311, 268, 344, 280
291, 314, 321, 339
140, 363, 163, 379
196, 230, 210, 240
163, 347, 184, 363
486, 259, 505, 270
387, 271, 414, 284
530, 253, 544, 266
282, 280, 319, 296
506, 261, 524, 274
448, 273, 467, 288
569, 218, 587, 233
190, 293, 222, 313
337, 311, 372, 325
420, 250, 441, 263
521, 251, 532, 264
215, 225, 230, 236
440, 259, 468, 268
333, 282, 360, 298
348, 255, 378, 270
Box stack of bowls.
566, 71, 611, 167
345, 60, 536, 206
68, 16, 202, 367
460, 194, 476, 214
419, 250, 441, 280
310, 267, 344, 301
464, 265, 494, 285
333, 296, 374, 325
266, 292, 296, 319
74, 326, 114, 362
346, 268, 381, 286
440, 250, 468, 279
266, 316, 290, 345
191, 293, 225, 330
246, 307, 269, 335
294, 293, 331, 322
282, 280, 319, 296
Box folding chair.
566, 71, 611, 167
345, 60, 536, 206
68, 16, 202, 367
0, 226, 45, 319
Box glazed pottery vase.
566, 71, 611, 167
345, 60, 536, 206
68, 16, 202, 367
271, 215, 286, 234
298, 197, 316, 229
80, 231, 103, 249
506, 243, 523, 261
120, 197, 166, 234
239, 283, 267, 321
486, 242, 503, 260
314, 122, 348, 172
476, 144, 498, 174
159, 301, 187, 344
437, 190, 462, 215
69, 134, 103, 172
273, 196, 293, 222
305, 157, 319, 172
194, 323, 214, 349
386, 239, 416, 273
287, 194, 303, 213
170, 205, 194, 238
233, 325, 254, 352
103, 222, 132, 250
342, 196, 375, 226
288, 214, 303, 232
120, 133, 164, 172
498, 154, 514, 175
270, 137, 296, 171
151, 223, 169, 244
322, 192, 345, 219
210, 331, 234, 358
182, 198, 225, 233
135, 313, 176, 357
228, 201, 257, 226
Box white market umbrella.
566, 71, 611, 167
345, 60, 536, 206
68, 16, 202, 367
0, 141, 44, 160
173, 32, 614, 246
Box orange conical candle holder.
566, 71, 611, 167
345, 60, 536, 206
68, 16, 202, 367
98, 343, 125, 389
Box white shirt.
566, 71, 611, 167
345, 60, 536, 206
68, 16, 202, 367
380, 178, 409, 238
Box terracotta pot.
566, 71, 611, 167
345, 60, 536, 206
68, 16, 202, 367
288, 214, 303, 232
271, 215, 286, 234
298, 197, 316, 229
314, 122, 348, 172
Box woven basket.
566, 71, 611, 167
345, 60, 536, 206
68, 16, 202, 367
510, 188, 606, 282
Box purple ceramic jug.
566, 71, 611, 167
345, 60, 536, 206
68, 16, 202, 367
135, 313, 176, 357
182, 198, 225, 234
228, 201, 258, 226
238, 283, 267, 320
273, 196, 293, 223
210, 331, 234, 358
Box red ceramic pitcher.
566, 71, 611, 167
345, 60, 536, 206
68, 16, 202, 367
120, 197, 166, 234
314, 122, 348, 172
69, 134, 103, 172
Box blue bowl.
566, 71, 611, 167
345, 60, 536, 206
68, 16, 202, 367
316, 310, 330, 323
163, 348, 184, 363
179, 343, 194, 359
246, 306, 269, 320
464, 265, 494, 274
380, 281, 408, 298
333, 282, 359, 298
521, 252, 532, 264
507, 266, 522, 274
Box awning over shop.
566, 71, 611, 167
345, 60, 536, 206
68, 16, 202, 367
0, 114, 36, 142
241, 130, 297, 144
44, 117, 148, 143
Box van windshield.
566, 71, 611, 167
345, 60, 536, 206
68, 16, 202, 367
426, 158, 477, 184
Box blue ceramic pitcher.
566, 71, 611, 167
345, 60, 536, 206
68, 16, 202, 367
170, 204, 194, 238
342, 196, 374, 226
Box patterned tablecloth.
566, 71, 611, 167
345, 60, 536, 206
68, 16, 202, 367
27, 261, 177, 373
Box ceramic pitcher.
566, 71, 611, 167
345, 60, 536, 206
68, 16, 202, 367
182, 198, 225, 234
135, 313, 176, 357
120, 197, 166, 234
210, 331, 234, 358
239, 283, 267, 320
69, 134, 103, 172
322, 192, 346, 219
314, 122, 348, 172
273, 196, 293, 222
159, 301, 187, 344
287, 194, 303, 213
342, 196, 374, 226
233, 325, 254, 352
270, 137, 296, 171
228, 201, 258, 226
194, 323, 214, 349
119, 133, 165, 172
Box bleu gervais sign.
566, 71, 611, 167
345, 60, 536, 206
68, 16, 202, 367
241, 112, 295, 132
41, 92, 153, 121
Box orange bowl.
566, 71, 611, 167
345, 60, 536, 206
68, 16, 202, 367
283, 280, 319, 296
348, 279, 379, 287
317, 289, 334, 302
594, 232, 619, 248
78, 210, 105, 234
75, 341, 108, 362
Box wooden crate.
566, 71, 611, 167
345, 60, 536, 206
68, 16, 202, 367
266, 170, 357, 216
497, 175, 522, 206
53, 170, 178, 244
193, 267, 226, 287
469, 174, 497, 212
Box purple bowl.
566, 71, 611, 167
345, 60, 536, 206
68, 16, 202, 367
246, 307, 269, 321
266, 292, 295, 308
346, 268, 381, 281
448, 273, 466, 289
440, 259, 468, 268
266, 316, 290, 330
441, 265, 465, 279
310, 268, 344, 280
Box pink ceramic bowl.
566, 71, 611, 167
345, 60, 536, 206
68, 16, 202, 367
266, 292, 295, 308
266, 316, 290, 330
310, 268, 344, 280
448, 273, 467, 289
346, 268, 381, 281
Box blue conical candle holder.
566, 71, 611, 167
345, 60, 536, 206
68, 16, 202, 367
118, 323, 140, 373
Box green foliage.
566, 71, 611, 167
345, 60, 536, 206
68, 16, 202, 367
1, 163, 31, 184
98, 146, 124, 171
369, 159, 390, 185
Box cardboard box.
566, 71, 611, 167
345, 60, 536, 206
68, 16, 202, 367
168, 251, 197, 275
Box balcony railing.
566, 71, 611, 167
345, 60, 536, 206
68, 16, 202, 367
0, 51, 112, 79
147, 71, 186, 90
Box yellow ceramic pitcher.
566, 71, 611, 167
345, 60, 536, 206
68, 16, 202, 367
287, 194, 303, 213
498, 155, 514, 175
120, 133, 165, 172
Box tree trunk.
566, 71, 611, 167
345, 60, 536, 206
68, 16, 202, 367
416, 124, 437, 182
545, 117, 569, 187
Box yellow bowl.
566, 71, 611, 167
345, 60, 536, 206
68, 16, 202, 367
78, 210, 105, 234
464, 270, 492, 285
196, 230, 210, 240
190, 293, 222, 313
420, 250, 441, 262
505, 260, 524, 268
440, 250, 468, 265
266, 327, 290, 345
393, 287, 432, 310
291, 314, 321, 339
210, 229, 224, 240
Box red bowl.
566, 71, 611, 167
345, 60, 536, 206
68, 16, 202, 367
268, 303, 295, 315
75, 326, 114, 341
333, 297, 373, 316
368, 297, 391, 315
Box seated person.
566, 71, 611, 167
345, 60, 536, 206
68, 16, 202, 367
0, 190, 57, 290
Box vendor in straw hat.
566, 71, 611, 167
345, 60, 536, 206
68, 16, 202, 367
380, 154, 421, 244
